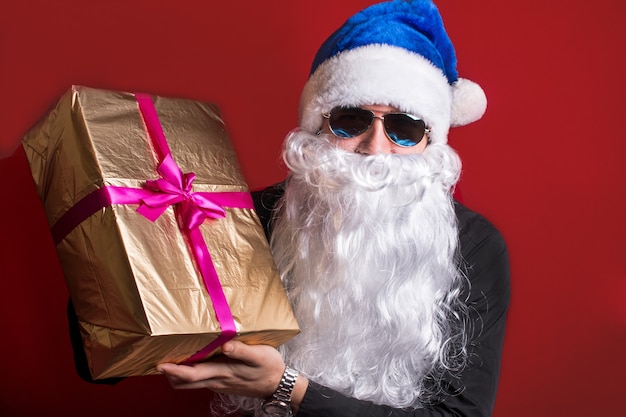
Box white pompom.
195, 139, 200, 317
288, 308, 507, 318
450, 78, 487, 127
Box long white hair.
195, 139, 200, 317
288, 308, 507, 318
218, 130, 469, 414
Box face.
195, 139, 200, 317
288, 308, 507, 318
321, 104, 429, 155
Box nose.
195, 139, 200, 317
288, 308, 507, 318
356, 117, 393, 155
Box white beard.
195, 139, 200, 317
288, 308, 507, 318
270, 130, 468, 409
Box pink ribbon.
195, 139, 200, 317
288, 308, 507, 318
52, 93, 254, 364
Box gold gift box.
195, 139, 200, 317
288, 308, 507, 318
22, 85, 299, 380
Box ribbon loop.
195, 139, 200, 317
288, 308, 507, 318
137, 166, 230, 232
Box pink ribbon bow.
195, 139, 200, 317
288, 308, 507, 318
138, 157, 227, 229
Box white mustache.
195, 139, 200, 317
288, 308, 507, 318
282, 130, 461, 194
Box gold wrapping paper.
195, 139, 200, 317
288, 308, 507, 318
22, 85, 299, 379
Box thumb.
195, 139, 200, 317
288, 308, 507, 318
222, 341, 281, 368
221, 340, 254, 362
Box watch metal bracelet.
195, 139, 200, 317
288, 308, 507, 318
262, 366, 299, 417
272, 366, 299, 403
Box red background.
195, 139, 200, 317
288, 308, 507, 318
1, 1, 624, 416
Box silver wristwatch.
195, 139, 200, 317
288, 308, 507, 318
261, 366, 299, 417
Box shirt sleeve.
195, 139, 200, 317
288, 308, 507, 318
252, 182, 285, 241
296, 202, 511, 417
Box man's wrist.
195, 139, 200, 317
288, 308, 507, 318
262, 366, 299, 416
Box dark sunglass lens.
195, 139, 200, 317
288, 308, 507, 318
329, 108, 372, 138
384, 114, 426, 147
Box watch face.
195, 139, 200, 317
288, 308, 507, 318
261, 401, 292, 417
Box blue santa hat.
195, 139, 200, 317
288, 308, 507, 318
299, 0, 487, 144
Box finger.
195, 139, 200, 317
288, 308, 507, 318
156, 362, 182, 375
163, 374, 214, 390
221, 340, 272, 366
157, 362, 226, 391
157, 362, 218, 383
220, 341, 250, 362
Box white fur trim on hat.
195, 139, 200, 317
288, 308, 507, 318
300, 45, 451, 144
299, 44, 487, 144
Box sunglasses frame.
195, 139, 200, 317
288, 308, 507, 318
322, 107, 430, 147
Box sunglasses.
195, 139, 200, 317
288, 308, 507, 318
322, 107, 430, 147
